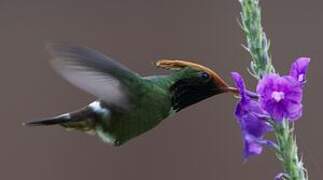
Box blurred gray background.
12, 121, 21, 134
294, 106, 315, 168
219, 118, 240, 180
0, 0, 321, 179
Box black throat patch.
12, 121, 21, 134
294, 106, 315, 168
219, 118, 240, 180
170, 77, 224, 112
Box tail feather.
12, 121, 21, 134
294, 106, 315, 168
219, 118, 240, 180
24, 114, 70, 126
24, 107, 98, 133
24, 101, 109, 133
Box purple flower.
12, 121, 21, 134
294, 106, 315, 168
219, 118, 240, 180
257, 74, 303, 122
289, 57, 310, 84
243, 135, 263, 158
256, 58, 310, 122
275, 173, 288, 180
231, 72, 272, 158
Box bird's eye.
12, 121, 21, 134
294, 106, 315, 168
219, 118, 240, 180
200, 72, 210, 79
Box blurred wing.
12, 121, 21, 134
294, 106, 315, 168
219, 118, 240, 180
47, 43, 142, 109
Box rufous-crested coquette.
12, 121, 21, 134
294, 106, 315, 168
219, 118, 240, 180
25, 44, 238, 146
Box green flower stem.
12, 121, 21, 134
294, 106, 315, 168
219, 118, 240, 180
273, 120, 307, 180
239, 0, 307, 179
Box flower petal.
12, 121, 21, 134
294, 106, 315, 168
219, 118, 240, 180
275, 173, 289, 180
244, 135, 263, 158
232, 72, 272, 159
289, 57, 310, 84
286, 102, 303, 121
231, 72, 246, 97
257, 74, 303, 122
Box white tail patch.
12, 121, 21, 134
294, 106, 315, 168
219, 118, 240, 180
89, 101, 105, 113
59, 113, 71, 119
89, 101, 110, 118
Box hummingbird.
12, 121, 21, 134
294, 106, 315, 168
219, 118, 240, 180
25, 44, 238, 146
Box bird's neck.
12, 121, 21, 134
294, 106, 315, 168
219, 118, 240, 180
146, 70, 199, 112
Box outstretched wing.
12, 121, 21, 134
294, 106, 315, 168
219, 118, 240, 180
47, 43, 143, 109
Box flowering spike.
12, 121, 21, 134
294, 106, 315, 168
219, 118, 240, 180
237, 0, 309, 179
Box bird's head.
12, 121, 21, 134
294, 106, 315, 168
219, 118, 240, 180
156, 59, 238, 111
